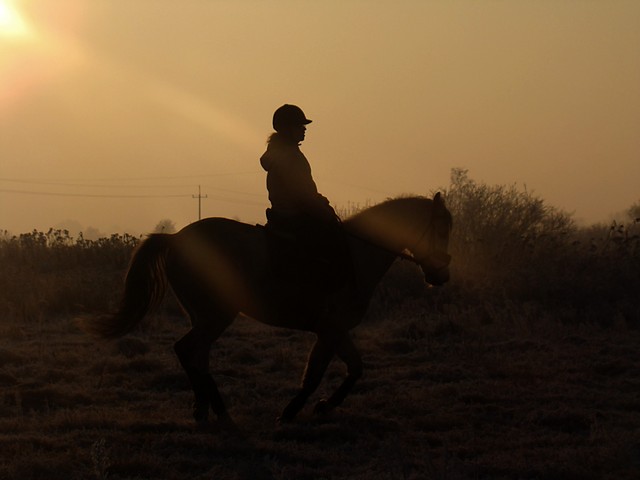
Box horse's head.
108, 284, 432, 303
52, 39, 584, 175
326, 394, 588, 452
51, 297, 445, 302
413, 193, 452, 286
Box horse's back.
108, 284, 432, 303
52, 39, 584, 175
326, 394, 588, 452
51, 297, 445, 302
164, 218, 268, 313
178, 217, 261, 239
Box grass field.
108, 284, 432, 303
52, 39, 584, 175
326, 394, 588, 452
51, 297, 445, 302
1, 300, 639, 479
1, 172, 639, 479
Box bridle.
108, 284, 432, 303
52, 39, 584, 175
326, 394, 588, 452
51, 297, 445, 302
403, 214, 434, 263
402, 208, 446, 264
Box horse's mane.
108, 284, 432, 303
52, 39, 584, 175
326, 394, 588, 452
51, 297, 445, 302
343, 196, 434, 250
344, 196, 432, 224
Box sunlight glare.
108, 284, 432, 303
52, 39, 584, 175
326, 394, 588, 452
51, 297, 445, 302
0, 0, 32, 39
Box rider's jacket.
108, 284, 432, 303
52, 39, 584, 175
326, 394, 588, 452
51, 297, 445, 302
260, 133, 335, 223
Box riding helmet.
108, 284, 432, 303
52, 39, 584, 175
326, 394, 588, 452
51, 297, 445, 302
272, 104, 312, 132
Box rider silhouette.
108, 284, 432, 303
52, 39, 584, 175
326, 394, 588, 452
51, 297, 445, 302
260, 104, 348, 292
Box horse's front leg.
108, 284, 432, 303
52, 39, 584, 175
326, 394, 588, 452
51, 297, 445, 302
314, 332, 362, 415
278, 335, 334, 423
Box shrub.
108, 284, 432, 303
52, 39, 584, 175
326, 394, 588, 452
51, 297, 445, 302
442, 169, 640, 325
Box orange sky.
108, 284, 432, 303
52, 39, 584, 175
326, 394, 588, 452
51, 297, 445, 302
1, 0, 639, 236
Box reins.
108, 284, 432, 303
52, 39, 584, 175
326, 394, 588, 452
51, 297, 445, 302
344, 228, 425, 267
397, 250, 422, 265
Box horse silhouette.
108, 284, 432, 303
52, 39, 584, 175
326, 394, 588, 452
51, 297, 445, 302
82, 193, 452, 426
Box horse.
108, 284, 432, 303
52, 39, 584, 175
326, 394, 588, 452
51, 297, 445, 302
82, 192, 452, 426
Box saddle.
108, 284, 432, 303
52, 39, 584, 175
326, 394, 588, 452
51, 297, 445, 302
264, 208, 351, 295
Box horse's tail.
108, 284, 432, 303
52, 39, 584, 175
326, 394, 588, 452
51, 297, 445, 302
81, 233, 171, 338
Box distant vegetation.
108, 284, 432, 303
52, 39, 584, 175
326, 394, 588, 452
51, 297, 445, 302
1, 169, 638, 327
0, 230, 139, 322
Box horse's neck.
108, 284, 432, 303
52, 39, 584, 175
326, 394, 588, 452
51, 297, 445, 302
348, 235, 397, 299
344, 197, 428, 254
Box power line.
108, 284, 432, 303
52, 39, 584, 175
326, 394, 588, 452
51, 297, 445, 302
0, 171, 261, 184
0, 187, 266, 206
0, 176, 265, 199
200, 184, 263, 198
0, 188, 192, 198
0, 178, 198, 189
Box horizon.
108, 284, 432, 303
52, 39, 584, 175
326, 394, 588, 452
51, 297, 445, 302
2, 170, 637, 240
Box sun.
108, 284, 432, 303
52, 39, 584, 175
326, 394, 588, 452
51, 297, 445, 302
0, 0, 31, 39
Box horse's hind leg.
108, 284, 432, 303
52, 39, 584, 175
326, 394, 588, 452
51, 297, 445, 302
174, 318, 233, 426
278, 334, 335, 423
314, 332, 362, 415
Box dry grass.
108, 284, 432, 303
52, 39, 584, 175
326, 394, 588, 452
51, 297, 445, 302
1, 304, 640, 479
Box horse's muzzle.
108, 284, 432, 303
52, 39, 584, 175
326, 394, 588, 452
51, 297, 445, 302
424, 266, 450, 286
421, 253, 451, 286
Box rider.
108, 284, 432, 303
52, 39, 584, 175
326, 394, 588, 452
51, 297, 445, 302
260, 104, 349, 291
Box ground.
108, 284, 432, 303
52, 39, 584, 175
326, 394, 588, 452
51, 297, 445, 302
1, 301, 639, 480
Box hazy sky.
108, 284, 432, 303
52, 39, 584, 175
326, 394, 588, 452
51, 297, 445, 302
1, 0, 639, 235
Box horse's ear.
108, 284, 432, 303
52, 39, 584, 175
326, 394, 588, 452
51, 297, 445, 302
433, 192, 444, 206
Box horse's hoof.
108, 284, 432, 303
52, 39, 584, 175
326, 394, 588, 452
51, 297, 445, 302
194, 413, 209, 426
217, 414, 239, 432
276, 416, 289, 426
313, 399, 330, 415
194, 415, 238, 434
277, 403, 301, 425
276, 412, 297, 426
195, 420, 214, 433
193, 402, 210, 425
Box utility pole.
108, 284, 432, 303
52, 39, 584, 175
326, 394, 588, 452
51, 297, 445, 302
192, 185, 208, 220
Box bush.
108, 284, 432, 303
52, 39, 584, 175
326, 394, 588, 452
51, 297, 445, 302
442, 169, 640, 325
